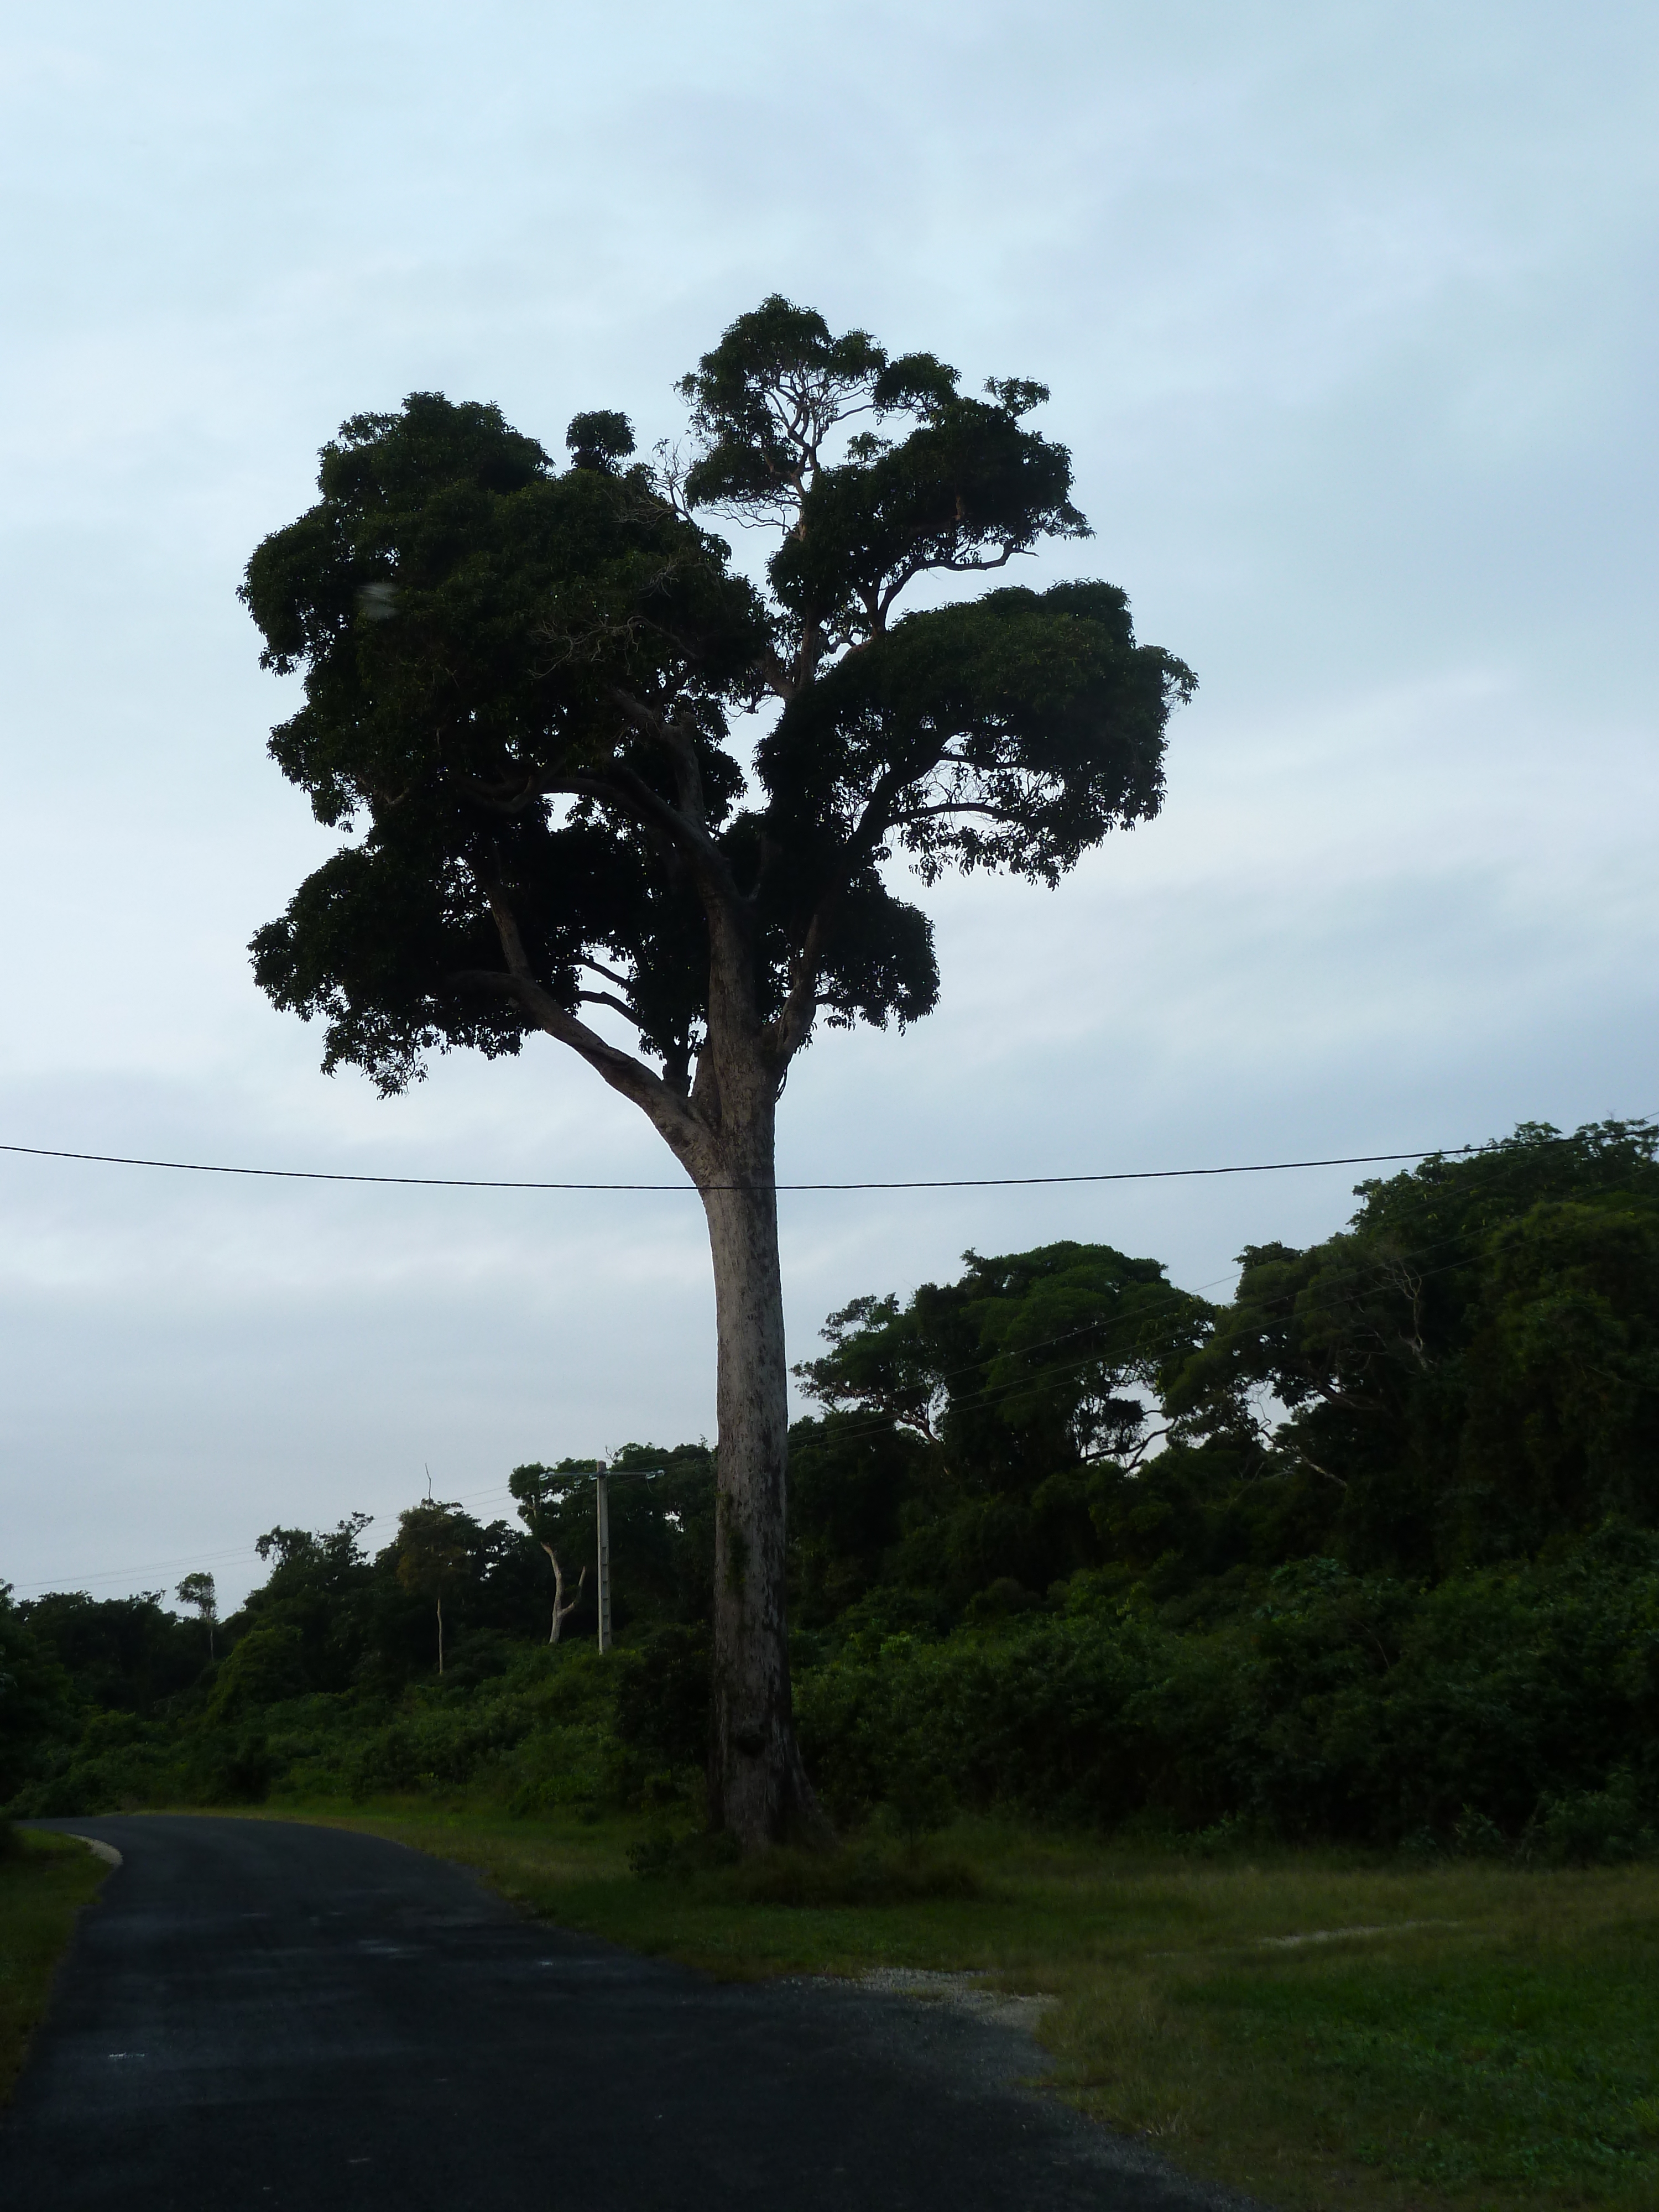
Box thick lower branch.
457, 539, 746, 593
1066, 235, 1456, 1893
447, 967, 706, 1165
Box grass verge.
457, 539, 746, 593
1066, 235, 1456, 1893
199, 1803, 1659, 2211
0, 1824, 111, 2103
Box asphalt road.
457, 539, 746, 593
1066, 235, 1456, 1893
3, 1815, 1260, 2212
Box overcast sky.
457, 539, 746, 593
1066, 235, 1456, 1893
2, 1, 1655, 1610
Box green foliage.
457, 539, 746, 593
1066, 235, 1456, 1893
242, 301, 1190, 1098
242, 391, 763, 1092
508, 1444, 716, 1646
0, 1593, 74, 1802
1, 1829, 113, 2102
794, 1526, 1659, 1851
17, 1589, 199, 1715
1527, 1770, 1659, 1867
8, 1122, 1657, 1864
239, 1513, 380, 1688
13, 1707, 180, 1818
393, 1499, 474, 1673
1164, 1119, 1659, 1573
874, 1756, 957, 1847
790, 1240, 1210, 1625
205, 1626, 306, 1721
611, 1622, 709, 1776
175, 1571, 217, 1620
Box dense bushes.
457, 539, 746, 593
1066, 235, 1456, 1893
793, 1525, 1659, 1854
6, 1644, 623, 1820
0, 1594, 74, 1803
9, 1527, 1659, 1859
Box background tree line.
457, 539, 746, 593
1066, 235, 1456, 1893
4, 1118, 1656, 1858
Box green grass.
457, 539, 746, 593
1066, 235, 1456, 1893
224, 1801, 1659, 2212
0, 1825, 111, 2103
1045, 1870, 1659, 2210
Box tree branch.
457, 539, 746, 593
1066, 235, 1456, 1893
452, 964, 704, 1160
1093, 1425, 1170, 1472
580, 956, 635, 992
451, 740, 738, 911
476, 860, 541, 989
578, 988, 642, 1023
447, 882, 706, 1166
769, 900, 836, 1068
566, 759, 748, 917
762, 755, 917, 1067
886, 798, 1011, 825
604, 687, 711, 827
872, 538, 1021, 628
1293, 1448, 1350, 1490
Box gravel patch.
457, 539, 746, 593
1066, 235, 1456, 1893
838, 1965, 1060, 2030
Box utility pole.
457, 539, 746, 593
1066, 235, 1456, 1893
594, 1464, 612, 1652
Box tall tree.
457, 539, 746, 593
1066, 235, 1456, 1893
792, 1241, 1212, 1616
799, 1241, 1206, 1475
241, 296, 1194, 1850
509, 1462, 590, 1643
175, 1570, 218, 1660
393, 1501, 471, 1675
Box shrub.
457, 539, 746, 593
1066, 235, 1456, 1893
1525, 1772, 1659, 1866
790, 1525, 1659, 1858
206, 1627, 307, 1722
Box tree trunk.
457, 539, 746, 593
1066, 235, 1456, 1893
699, 1087, 827, 1855
542, 1543, 583, 1644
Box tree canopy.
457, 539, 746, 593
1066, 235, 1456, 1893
241, 297, 1192, 1117
1161, 1118, 1659, 1574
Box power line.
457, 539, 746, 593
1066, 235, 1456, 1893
0, 1138, 1482, 1193
7, 1542, 269, 1598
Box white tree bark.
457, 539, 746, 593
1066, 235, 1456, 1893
541, 1543, 585, 1644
